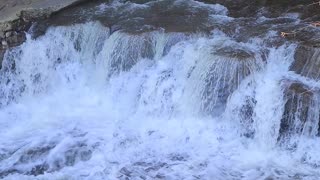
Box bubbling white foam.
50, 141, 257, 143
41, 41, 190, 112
0, 22, 319, 179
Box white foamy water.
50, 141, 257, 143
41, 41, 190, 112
0, 21, 320, 180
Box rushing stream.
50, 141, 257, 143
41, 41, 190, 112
1, 0, 320, 179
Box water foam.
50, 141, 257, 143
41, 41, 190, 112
0, 22, 319, 179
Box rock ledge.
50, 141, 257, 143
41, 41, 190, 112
0, 0, 91, 66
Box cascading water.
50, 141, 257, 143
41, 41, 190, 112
1, 1, 320, 179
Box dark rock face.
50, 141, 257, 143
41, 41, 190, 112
280, 46, 320, 142
279, 82, 316, 143
279, 45, 320, 144
0, 19, 31, 68
291, 45, 320, 79
0, 48, 5, 69
279, 81, 320, 150
5, 31, 27, 47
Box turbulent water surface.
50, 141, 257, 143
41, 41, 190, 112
1, 0, 320, 179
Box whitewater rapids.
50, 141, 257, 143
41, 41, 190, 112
0, 9, 320, 180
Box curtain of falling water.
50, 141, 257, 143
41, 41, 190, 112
0, 22, 320, 179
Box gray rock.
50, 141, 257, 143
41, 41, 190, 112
291, 45, 320, 80
6, 32, 26, 47
0, 31, 4, 39
0, 0, 91, 24
0, 0, 91, 50
5, 31, 12, 38
280, 44, 320, 143
279, 82, 318, 143
0, 23, 13, 33
1, 40, 8, 47
0, 48, 5, 69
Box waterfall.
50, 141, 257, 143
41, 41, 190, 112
0, 21, 320, 179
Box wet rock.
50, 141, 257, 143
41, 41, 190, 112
117, 161, 178, 179
201, 50, 257, 116
215, 46, 255, 60
119, 167, 132, 177
63, 148, 92, 166
0, 23, 13, 33
145, 162, 168, 172
6, 32, 26, 47
133, 161, 153, 167
281, 25, 320, 46
47, 142, 93, 172
3, 34, 22, 48
18, 145, 55, 164
0, 169, 20, 179
5, 31, 12, 38
279, 82, 320, 144
194, 0, 320, 46
0, 31, 4, 39
28, 163, 49, 176
26, 0, 319, 48
38, 0, 228, 34
108, 33, 155, 74
239, 97, 256, 138
155, 173, 166, 179
194, 0, 257, 17
1, 40, 8, 47
0, 0, 92, 24
291, 45, 320, 80
0, 0, 93, 63
198, 0, 316, 19
287, 82, 314, 96
169, 153, 188, 161
1, 42, 8, 68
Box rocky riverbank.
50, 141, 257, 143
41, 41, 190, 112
0, 0, 93, 66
